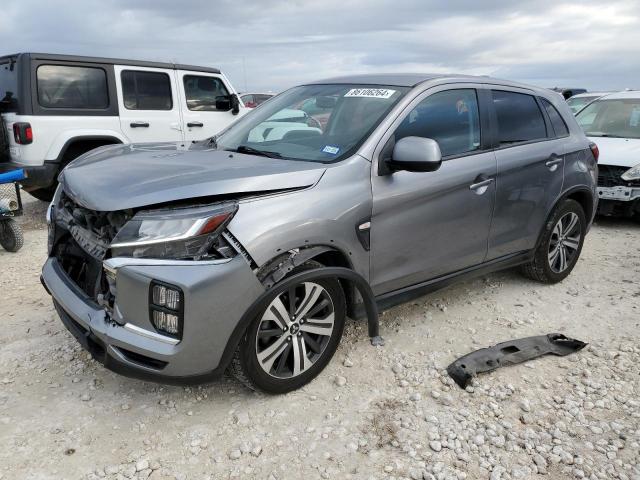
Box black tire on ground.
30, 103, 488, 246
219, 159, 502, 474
0, 219, 24, 252
28, 184, 57, 202
520, 198, 586, 284
230, 260, 346, 394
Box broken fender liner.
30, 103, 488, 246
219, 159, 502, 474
447, 333, 587, 389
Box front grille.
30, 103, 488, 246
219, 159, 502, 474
55, 232, 106, 299
598, 165, 640, 188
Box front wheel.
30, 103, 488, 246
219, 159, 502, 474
231, 262, 346, 393
521, 199, 586, 283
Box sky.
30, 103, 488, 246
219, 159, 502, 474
1, 0, 639, 93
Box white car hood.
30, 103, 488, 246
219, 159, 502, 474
588, 136, 640, 168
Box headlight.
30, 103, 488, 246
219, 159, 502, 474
109, 202, 237, 260
621, 163, 640, 181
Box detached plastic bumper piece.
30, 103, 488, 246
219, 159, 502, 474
447, 333, 587, 389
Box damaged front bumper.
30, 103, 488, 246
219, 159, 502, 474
42, 255, 265, 384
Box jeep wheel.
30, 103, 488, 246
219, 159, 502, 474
521, 199, 586, 283
231, 261, 346, 394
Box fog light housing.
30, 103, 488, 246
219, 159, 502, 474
149, 281, 183, 338
151, 310, 180, 335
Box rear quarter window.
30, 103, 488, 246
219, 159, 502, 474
37, 65, 109, 109
0, 59, 19, 112
541, 98, 569, 137
492, 90, 547, 145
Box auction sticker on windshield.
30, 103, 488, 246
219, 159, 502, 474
344, 88, 396, 99
322, 145, 340, 155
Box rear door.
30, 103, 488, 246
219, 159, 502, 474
486, 88, 566, 259
114, 65, 183, 143
177, 71, 242, 141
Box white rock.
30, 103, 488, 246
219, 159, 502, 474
429, 441, 442, 452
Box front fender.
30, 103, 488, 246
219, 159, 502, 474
227, 155, 373, 281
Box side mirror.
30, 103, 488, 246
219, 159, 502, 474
215, 96, 232, 111
215, 94, 240, 114
386, 136, 442, 173
230, 94, 240, 115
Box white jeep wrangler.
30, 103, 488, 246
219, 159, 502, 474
0, 53, 247, 200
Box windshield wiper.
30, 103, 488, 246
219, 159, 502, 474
230, 145, 284, 159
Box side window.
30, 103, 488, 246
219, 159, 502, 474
183, 75, 230, 111
37, 65, 108, 109
121, 70, 172, 110
541, 98, 569, 137
492, 90, 547, 145
394, 89, 481, 157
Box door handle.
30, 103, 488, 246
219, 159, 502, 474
545, 155, 563, 171
187, 121, 204, 128
130, 122, 149, 128
469, 177, 494, 191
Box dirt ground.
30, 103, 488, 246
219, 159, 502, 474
0, 195, 638, 480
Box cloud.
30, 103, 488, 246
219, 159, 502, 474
0, 0, 638, 92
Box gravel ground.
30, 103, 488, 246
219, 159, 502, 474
1, 194, 639, 480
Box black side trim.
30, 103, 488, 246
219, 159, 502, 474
374, 251, 532, 312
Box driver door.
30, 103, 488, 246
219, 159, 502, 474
370, 86, 497, 295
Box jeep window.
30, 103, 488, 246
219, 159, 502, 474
541, 98, 569, 137
576, 98, 640, 139
394, 89, 481, 157
492, 90, 547, 145
0, 59, 19, 112
121, 70, 172, 110
183, 75, 230, 111
216, 84, 408, 163
37, 65, 108, 109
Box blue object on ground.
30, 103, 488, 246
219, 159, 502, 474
0, 169, 26, 184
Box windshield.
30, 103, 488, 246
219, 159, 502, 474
577, 98, 640, 139
567, 95, 599, 114
215, 84, 409, 162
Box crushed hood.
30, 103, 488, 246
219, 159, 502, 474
60, 142, 326, 211
588, 136, 640, 168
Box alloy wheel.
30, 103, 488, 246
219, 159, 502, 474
548, 212, 581, 273
255, 282, 335, 378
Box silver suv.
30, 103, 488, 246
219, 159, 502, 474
42, 74, 598, 393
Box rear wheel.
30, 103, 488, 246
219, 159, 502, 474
231, 261, 346, 393
521, 199, 586, 283
0, 219, 24, 252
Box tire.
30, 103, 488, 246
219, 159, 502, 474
521, 199, 586, 283
28, 184, 57, 202
231, 260, 346, 394
0, 219, 24, 252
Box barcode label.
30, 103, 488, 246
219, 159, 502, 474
344, 88, 396, 99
